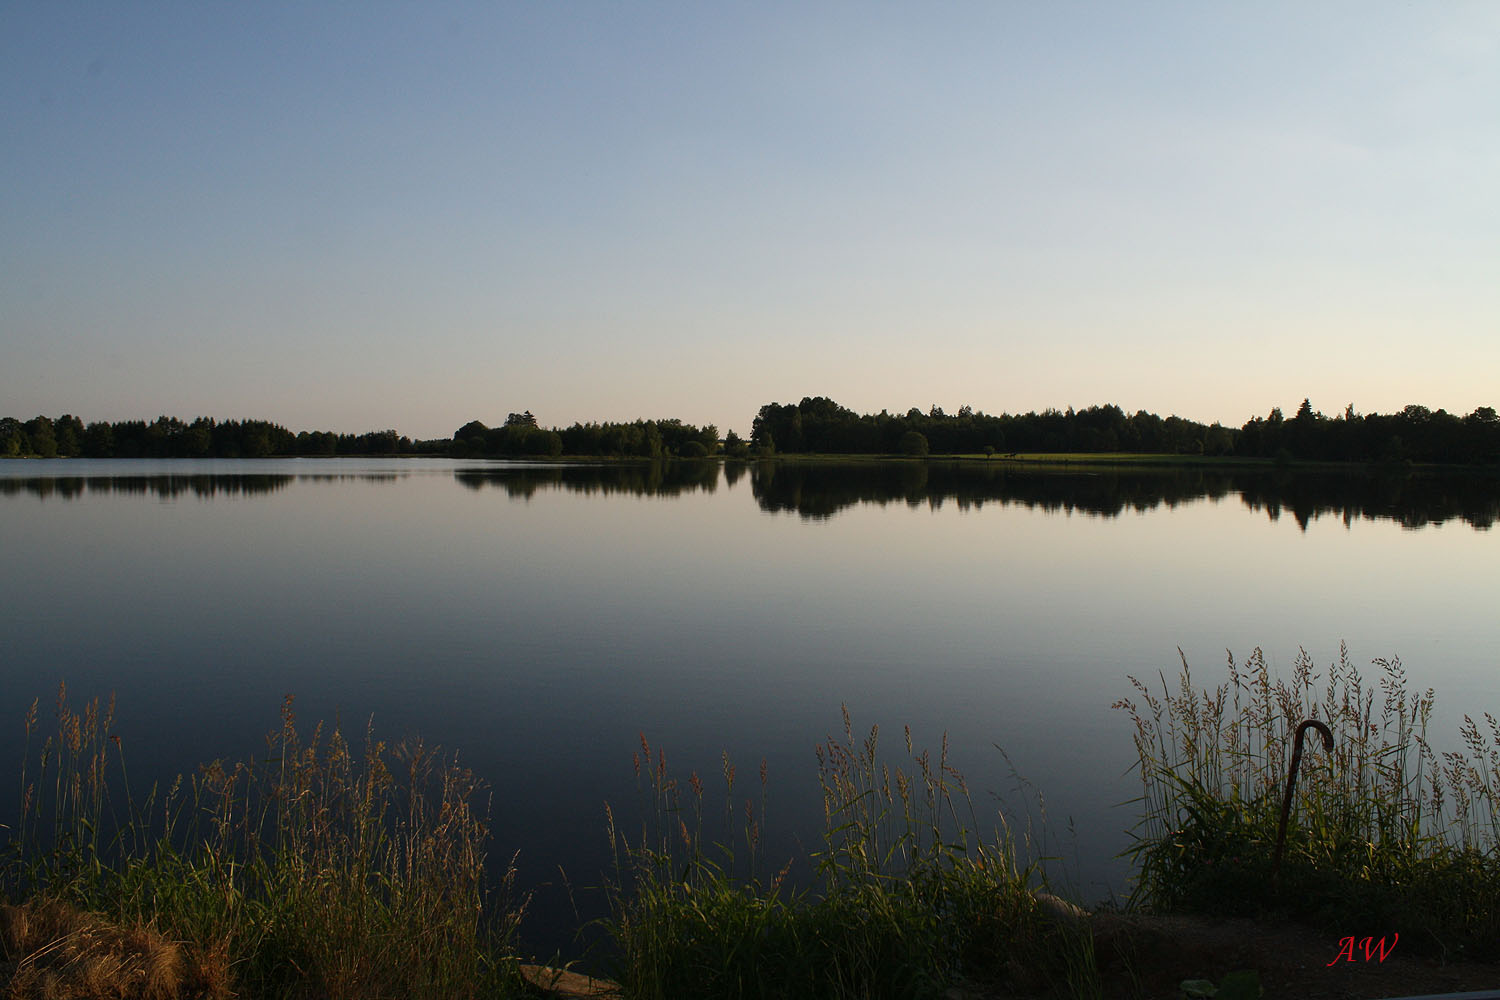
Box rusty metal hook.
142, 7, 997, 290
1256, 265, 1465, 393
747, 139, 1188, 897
1271, 719, 1334, 888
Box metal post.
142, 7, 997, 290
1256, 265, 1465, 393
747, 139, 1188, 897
1271, 719, 1334, 889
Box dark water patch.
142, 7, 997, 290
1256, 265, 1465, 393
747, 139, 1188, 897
0, 470, 423, 502
746, 461, 1500, 529
0, 474, 296, 500
1237, 468, 1498, 530
453, 460, 721, 499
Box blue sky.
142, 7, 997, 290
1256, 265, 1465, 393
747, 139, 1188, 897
4, 2, 1497, 439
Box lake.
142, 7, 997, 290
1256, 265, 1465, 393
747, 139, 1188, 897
1, 457, 1497, 957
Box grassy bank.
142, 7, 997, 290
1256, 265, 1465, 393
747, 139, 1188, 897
1, 689, 525, 999
599, 713, 1074, 1000
6, 650, 1500, 998
0, 695, 1083, 999
1118, 646, 1500, 960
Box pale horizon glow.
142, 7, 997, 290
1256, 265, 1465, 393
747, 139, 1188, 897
3, 3, 1497, 440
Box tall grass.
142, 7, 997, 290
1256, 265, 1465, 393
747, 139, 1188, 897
1117, 645, 1500, 958
603, 707, 1063, 1000
1, 685, 525, 999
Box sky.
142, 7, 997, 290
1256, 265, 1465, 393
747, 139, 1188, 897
3, 2, 1497, 440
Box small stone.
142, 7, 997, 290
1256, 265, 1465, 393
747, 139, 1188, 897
1033, 890, 1090, 925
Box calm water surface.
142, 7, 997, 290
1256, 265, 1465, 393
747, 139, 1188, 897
2, 457, 1497, 955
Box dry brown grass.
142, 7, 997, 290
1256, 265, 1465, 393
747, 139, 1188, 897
3, 688, 525, 1000
0, 898, 232, 1000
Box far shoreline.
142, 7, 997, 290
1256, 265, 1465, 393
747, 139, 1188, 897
5, 451, 1500, 476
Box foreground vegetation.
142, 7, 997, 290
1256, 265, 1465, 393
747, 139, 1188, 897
601, 714, 1073, 999
1119, 645, 1500, 960
1, 690, 524, 999
6, 648, 1500, 997
605, 646, 1500, 995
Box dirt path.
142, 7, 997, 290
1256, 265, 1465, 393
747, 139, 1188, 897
976, 912, 1500, 999
521, 914, 1500, 1000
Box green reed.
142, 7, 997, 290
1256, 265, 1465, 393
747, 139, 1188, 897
1, 685, 525, 1000
603, 707, 1060, 1000
1117, 645, 1500, 958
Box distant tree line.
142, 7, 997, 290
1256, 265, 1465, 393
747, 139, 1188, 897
0, 414, 444, 459
8, 398, 1498, 467
1238, 400, 1500, 465
749, 397, 1234, 457
748, 396, 1500, 466
451, 411, 720, 460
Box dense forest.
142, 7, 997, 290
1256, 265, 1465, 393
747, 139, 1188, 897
749, 398, 1225, 456
0, 415, 445, 459
4, 397, 1498, 466
1237, 400, 1500, 464
749, 397, 1500, 466
451, 411, 720, 459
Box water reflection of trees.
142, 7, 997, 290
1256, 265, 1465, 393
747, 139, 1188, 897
0, 472, 410, 501
1237, 472, 1498, 531
453, 461, 721, 499
0, 475, 298, 500
748, 461, 1499, 530
6, 462, 1493, 530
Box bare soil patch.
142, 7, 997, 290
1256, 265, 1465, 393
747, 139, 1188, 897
972, 911, 1500, 1000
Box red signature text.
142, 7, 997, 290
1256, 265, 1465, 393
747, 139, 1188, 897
1327, 933, 1398, 966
